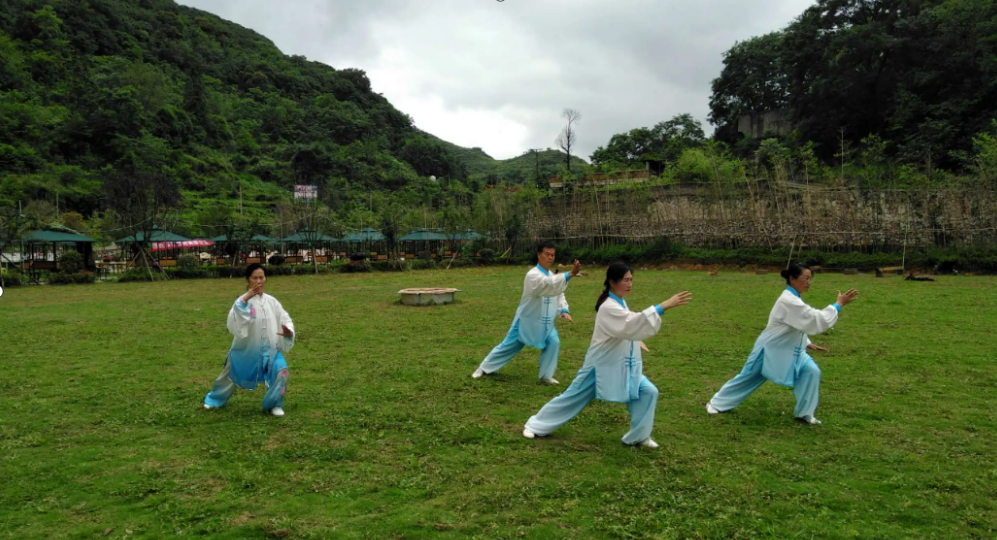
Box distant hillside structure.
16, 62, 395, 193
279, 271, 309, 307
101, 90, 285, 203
737, 109, 794, 139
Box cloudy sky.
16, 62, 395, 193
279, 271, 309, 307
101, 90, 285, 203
176, 0, 808, 161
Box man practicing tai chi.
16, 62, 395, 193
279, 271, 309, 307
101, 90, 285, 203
472, 241, 582, 384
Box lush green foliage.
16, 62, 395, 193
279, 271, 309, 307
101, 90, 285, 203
1, 268, 995, 538
710, 0, 997, 167
590, 114, 706, 169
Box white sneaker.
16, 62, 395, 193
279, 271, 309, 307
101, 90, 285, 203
203, 403, 215, 410
796, 415, 821, 425
639, 438, 659, 449
706, 403, 720, 415
270, 407, 285, 417
523, 428, 536, 439
541, 377, 559, 385
472, 368, 486, 379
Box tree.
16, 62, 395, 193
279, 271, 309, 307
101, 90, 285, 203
555, 108, 581, 173
0, 205, 37, 286
590, 114, 707, 168
103, 159, 181, 277
708, 32, 788, 130
380, 203, 404, 258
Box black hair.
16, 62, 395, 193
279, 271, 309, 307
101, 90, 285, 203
596, 261, 632, 312
245, 263, 266, 280
780, 262, 810, 285
536, 240, 556, 254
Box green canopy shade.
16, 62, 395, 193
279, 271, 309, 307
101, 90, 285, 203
22, 227, 96, 244
280, 230, 337, 243
450, 229, 489, 241
212, 234, 277, 243
399, 228, 448, 242
341, 228, 385, 242
116, 226, 189, 243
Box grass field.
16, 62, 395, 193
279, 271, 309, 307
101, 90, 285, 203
1, 266, 995, 539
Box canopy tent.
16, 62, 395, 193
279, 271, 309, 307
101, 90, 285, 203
115, 226, 200, 265
149, 239, 213, 252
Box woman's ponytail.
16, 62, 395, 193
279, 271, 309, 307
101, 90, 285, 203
595, 281, 611, 312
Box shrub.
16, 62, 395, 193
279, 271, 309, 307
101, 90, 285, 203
164, 267, 207, 279
178, 254, 200, 272
409, 259, 436, 271
1, 268, 27, 287
342, 260, 371, 273
446, 258, 476, 269
48, 271, 95, 285
268, 254, 286, 266
478, 248, 496, 264
371, 259, 406, 272
59, 251, 85, 274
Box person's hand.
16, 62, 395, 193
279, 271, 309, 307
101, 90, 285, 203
836, 289, 859, 307
277, 324, 294, 338
242, 284, 262, 303
807, 343, 828, 352
559, 312, 573, 322
639, 341, 650, 353
569, 259, 582, 278
661, 291, 692, 311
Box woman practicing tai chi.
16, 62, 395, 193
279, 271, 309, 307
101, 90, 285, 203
523, 262, 692, 448
203, 263, 295, 417
706, 263, 858, 425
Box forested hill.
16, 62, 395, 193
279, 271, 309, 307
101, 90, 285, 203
425, 132, 589, 185
0, 0, 550, 219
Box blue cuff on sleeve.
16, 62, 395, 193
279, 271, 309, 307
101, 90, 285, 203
655, 305, 664, 316
564, 272, 571, 283
561, 309, 569, 314
832, 303, 841, 312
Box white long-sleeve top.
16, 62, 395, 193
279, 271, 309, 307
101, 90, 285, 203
226, 293, 295, 389
753, 287, 839, 387
580, 293, 664, 403
507, 265, 572, 348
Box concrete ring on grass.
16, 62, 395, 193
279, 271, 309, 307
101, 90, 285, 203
398, 288, 462, 306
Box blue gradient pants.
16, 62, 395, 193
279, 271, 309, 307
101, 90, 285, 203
204, 352, 288, 411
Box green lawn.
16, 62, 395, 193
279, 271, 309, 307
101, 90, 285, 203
2, 267, 995, 539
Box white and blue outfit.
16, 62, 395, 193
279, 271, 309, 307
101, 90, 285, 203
709, 287, 840, 419
524, 293, 665, 445
204, 293, 295, 411
477, 265, 572, 380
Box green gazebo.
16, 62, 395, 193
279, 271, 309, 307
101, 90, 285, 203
21, 225, 97, 275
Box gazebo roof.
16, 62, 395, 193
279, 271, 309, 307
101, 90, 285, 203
280, 230, 337, 243
22, 226, 96, 244
399, 228, 448, 242
116, 226, 189, 243
450, 229, 489, 241
341, 227, 385, 242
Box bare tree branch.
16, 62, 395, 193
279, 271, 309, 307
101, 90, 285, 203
556, 108, 581, 173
